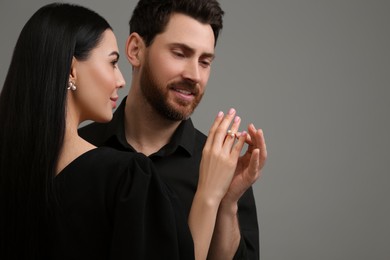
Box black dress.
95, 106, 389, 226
48, 147, 194, 259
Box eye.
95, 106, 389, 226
172, 50, 185, 58
111, 60, 119, 68
200, 59, 211, 68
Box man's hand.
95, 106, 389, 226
223, 123, 267, 205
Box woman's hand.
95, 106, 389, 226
207, 124, 267, 260
197, 108, 247, 204
189, 108, 247, 260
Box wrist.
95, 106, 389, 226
219, 197, 238, 216
193, 189, 222, 209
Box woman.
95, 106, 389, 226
0, 3, 248, 259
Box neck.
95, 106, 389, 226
124, 89, 181, 156
56, 101, 95, 174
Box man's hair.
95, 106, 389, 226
129, 0, 224, 47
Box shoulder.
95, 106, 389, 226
88, 147, 151, 172
78, 121, 111, 146
56, 147, 160, 207
65, 147, 154, 185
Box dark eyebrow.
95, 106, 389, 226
109, 51, 120, 60
170, 43, 215, 60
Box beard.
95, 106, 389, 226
140, 54, 203, 121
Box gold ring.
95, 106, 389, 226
227, 130, 236, 138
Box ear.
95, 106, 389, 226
126, 32, 145, 68
69, 57, 78, 82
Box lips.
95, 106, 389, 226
170, 81, 198, 96
110, 96, 118, 108
174, 88, 193, 95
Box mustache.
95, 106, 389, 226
169, 80, 199, 95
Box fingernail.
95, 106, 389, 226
217, 111, 224, 117
228, 108, 235, 115
234, 116, 240, 122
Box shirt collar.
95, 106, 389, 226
162, 117, 196, 157
105, 97, 133, 151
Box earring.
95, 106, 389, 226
67, 81, 77, 91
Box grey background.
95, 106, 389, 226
1, 0, 389, 259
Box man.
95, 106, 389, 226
79, 0, 266, 259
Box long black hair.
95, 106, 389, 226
0, 3, 111, 259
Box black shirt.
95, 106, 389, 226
50, 147, 194, 259
79, 97, 259, 259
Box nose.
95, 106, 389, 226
182, 59, 201, 84
116, 67, 126, 89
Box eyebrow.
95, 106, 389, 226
109, 51, 120, 60
170, 43, 215, 60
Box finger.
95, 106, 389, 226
248, 124, 257, 139
222, 115, 241, 152
248, 148, 261, 183
243, 131, 253, 146
253, 126, 262, 149
248, 124, 263, 148
230, 131, 247, 159
229, 116, 241, 136
245, 123, 258, 146
248, 128, 267, 169
213, 108, 237, 147
258, 129, 267, 168
204, 111, 224, 151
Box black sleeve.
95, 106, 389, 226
238, 186, 260, 260
233, 235, 249, 260
78, 121, 108, 147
